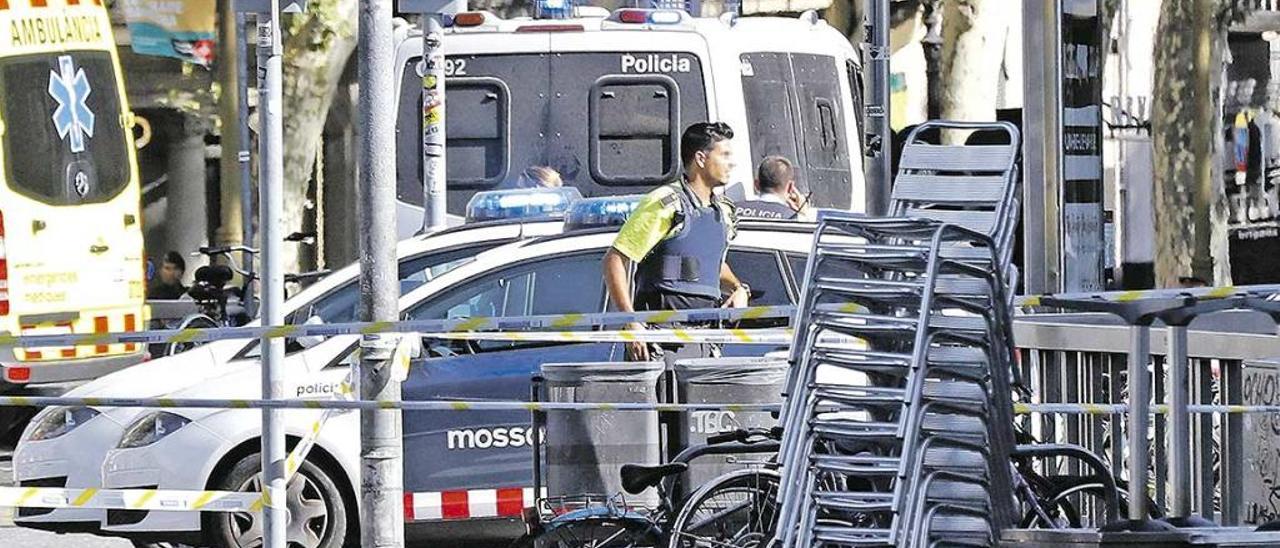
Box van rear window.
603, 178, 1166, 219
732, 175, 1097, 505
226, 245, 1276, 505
396, 52, 708, 214
0, 51, 129, 205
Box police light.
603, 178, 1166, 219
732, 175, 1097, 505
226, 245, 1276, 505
465, 188, 584, 223
611, 8, 686, 25
535, 0, 575, 20
564, 195, 644, 230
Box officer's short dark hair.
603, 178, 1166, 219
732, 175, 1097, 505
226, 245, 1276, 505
756, 156, 794, 193
164, 251, 186, 273
681, 122, 734, 168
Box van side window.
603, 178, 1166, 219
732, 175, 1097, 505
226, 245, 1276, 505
446, 78, 511, 188
846, 59, 866, 153
589, 76, 681, 186
739, 52, 803, 188
740, 53, 852, 209
792, 54, 851, 205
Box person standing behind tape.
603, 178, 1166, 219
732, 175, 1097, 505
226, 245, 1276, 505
603, 122, 750, 363
735, 155, 815, 221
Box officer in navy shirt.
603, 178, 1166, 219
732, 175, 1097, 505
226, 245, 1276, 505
603, 122, 748, 362
735, 155, 813, 221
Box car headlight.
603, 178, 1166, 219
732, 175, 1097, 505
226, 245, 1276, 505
118, 412, 191, 449
28, 407, 100, 441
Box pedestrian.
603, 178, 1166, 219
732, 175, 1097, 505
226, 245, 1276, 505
504, 165, 563, 190
735, 155, 814, 221
603, 122, 750, 363
146, 250, 188, 299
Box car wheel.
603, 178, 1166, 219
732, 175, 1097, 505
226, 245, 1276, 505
205, 453, 350, 548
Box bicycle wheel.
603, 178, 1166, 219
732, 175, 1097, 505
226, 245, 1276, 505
164, 314, 219, 356
534, 517, 659, 548
667, 469, 780, 548
1020, 475, 1160, 528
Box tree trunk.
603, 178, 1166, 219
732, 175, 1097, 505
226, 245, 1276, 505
938, 0, 1007, 138
279, 0, 358, 273
1151, 0, 1234, 287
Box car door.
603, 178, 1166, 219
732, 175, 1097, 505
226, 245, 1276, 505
400, 250, 612, 493
721, 247, 794, 358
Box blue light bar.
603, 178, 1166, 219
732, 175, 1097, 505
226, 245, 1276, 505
465, 187, 584, 223
564, 195, 644, 230
536, 0, 575, 19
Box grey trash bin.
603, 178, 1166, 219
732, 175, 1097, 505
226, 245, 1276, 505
542, 361, 664, 509
674, 357, 788, 489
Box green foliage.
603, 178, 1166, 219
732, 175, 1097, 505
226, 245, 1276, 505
284, 0, 355, 54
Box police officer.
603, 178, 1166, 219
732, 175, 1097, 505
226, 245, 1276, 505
603, 122, 749, 362
735, 155, 814, 221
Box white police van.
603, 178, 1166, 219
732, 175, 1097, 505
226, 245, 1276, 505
393, 4, 866, 236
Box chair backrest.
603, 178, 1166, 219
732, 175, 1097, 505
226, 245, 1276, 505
890, 121, 1021, 250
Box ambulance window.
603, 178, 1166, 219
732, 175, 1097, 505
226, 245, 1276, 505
0, 52, 129, 205
446, 79, 510, 188
589, 77, 680, 186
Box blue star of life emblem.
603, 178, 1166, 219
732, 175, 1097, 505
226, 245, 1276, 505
48, 55, 95, 154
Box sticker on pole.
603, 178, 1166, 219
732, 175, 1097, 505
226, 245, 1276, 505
48, 55, 95, 154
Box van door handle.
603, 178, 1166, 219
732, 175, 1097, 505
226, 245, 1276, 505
90, 244, 109, 254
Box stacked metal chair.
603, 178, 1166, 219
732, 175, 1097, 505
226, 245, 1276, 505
773, 121, 1022, 548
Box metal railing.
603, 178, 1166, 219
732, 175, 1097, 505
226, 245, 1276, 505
1013, 308, 1280, 526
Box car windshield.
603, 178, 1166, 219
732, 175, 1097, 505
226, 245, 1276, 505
235, 242, 499, 360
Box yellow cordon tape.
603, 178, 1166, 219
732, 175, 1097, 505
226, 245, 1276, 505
1014, 283, 1280, 308
0, 305, 798, 350
1014, 403, 1280, 415
0, 486, 260, 513
0, 394, 784, 412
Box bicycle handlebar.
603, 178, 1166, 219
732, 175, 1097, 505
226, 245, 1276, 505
705, 427, 781, 445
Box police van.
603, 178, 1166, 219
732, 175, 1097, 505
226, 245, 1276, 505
393, 5, 866, 236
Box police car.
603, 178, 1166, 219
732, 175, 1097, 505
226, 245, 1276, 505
393, 4, 866, 235
16, 195, 820, 547
10, 211, 566, 538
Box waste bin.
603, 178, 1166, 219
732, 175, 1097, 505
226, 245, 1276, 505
674, 357, 788, 488
541, 361, 664, 509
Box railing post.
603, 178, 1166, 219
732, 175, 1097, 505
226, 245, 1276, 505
1167, 325, 1191, 519
1223, 359, 1245, 525
1127, 324, 1152, 521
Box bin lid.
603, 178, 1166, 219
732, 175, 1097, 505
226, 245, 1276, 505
541, 361, 665, 383
674, 357, 788, 384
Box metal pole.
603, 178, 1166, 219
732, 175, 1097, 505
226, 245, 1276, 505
1167, 325, 1191, 519
420, 13, 447, 233
863, 0, 891, 216
254, 2, 287, 546
1127, 325, 1151, 521
238, 10, 257, 317
1020, 0, 1061, 294
358, 1, 404, 546
216, 1, 244, 254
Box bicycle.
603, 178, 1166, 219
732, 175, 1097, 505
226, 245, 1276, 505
524, 427, 783, 548
156, 236, 332, 357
